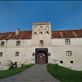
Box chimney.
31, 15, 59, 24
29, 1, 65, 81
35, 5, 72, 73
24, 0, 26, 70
15, 28, 21, 35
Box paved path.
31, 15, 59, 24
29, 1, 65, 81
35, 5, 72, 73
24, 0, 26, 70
0, 64, 60, 82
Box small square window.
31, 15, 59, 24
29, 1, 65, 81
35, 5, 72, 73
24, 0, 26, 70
40, 32, 42, 34
15, 52, 19, 56
16, 41, 20, 46
47, 31, 49, 34
70, 61, 73, 64
1, 41, 5, 46
34, 32, 37, 34
65, 39, 70, 45
0, 52, 3, 57
60, 61, 63, 63
40, 40, 44, 45
66, 51, 72, 56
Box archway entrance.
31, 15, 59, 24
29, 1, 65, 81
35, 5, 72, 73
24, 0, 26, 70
35, 48, 48, 64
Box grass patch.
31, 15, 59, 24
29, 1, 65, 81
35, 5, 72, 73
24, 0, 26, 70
0, 64, 33, 79
47, 64, 82, 82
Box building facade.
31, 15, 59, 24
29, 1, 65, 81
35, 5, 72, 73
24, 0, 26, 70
0, 22, 82, 70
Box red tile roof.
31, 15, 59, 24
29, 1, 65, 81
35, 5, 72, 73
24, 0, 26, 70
0, 31, 32, 40
52, 29, 82, 38
0, 29, 82, 40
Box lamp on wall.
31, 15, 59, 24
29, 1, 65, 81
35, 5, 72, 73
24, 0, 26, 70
48, 52, 51, 56
32, 52, 35, 56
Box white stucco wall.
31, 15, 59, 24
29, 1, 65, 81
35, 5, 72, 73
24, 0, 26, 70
0, 38, 82, 70
50, 38, 82, 70
0, 39, 35, 70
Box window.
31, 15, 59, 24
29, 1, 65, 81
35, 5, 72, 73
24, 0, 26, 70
40, 25, 43, 28
40, 40, 44, 45
65, 39, 70, 45
70, 61, 73, 64
66, 51, 72, 56
40, 32, 42, 34
16, 41, 20, 46
34, 32, 37, 34
15, 52, 19, 56
60, 61, 63, 63
0, 52, 3, 57
46, 26, 49, 28
46, 31, 49, 34
34, 26, 37, 28
1, 41, 5, 46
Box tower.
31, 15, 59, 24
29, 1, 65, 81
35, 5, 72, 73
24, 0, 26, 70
32, 22, 51, 46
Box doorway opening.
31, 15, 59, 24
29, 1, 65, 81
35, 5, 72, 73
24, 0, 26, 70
35, 48, 48, 64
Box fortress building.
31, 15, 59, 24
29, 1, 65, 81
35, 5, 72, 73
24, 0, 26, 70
0, 22, 82, 70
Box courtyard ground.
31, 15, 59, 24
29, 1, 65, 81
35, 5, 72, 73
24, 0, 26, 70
0, 64, 60, 82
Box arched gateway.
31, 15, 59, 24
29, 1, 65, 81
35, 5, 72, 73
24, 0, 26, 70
35, 48, 48, 64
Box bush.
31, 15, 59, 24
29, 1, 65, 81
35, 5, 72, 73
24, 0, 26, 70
9, 62, 17, 70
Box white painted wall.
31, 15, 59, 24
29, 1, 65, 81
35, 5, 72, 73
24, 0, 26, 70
0, 39, 35, 70
52, 38, 82, 46
50, 38, 82, 70
0, 38, 82, 70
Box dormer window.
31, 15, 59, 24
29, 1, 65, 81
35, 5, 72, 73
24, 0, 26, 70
1, 41, 5, 46
16, 41, 20, 46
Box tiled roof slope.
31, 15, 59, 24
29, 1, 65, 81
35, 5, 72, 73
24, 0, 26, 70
52, 29, 82, 38
0, 31, 32, 40
0, 30, 82, 40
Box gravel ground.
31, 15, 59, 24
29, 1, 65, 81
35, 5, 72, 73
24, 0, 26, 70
0, 64, 60, 82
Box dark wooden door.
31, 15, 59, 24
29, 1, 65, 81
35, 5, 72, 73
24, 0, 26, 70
36, 52, 46, 64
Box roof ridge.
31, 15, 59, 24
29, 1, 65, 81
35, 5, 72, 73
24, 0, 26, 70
0, 30, 32, 34
52, 29, 82, 32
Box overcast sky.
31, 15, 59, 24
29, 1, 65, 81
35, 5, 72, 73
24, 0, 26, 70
0, 1, 82, 32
